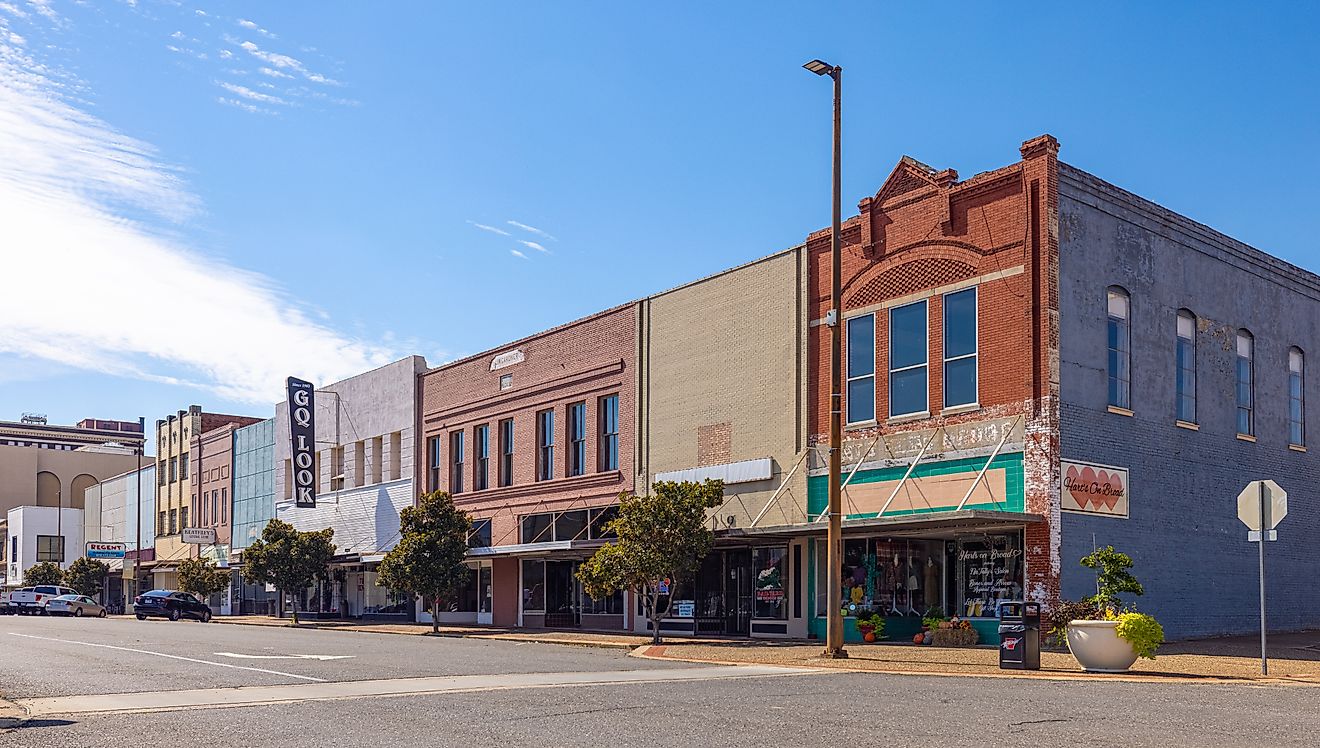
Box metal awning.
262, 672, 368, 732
720, 510, 1043, 540
466, 539, 608, 558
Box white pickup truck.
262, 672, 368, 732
7, 585, 78, 615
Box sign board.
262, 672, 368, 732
1247, 530, 1277, 543
85, 541, 126, 559
1237, 480, 1287, 531
287, 376, 317, 508
182, 527, 217, 545
1061, 460, 1128, 518
674, 600, 695, 618
490, 349, 524, 371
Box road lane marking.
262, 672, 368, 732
214, 652, 355, 661
16, 665, 825, 716
7, 632, 326, 683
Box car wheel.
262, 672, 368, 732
200, 610, 212, 623
99, 609, 108, 618
74, 607, 84, 617
168, 608, 181, 622
136, 613, 147, 620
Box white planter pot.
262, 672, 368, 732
1067, 619, 1138, 673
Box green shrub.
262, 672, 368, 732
1115, 612, 1164, 659
1080, 545, 1144, 614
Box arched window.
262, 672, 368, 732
35, 471, 60, 507
1106, 287, 1131, 410
1289, 347, 1305, 447
1236, 329, 1255, 436
1175, 310, 1197, 423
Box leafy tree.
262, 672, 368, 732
377, 491, 472, 634
179, 557, 231, 603
63, 557, 109, 596
23, 561, 65, 587
578, 480, 724, 644
241, 519, 336, 625
1080, 545, 1144, 614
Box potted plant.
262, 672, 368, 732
1065, 546, 1165, 672
855, 612, 886, 642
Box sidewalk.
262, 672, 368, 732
212, 615, 650, 650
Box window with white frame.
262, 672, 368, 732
450, 430, 465, 494
1289, 347, 1305, 446
1107, 287, 1131, 410
1236, 329, 1254, 436
942, 287, 978, 408
889, 300, 928, 418
1176, 310, 1197, 423
846, 314, 876, 423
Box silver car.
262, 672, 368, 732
46, 594, 107, 618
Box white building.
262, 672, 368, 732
6, 505, 84, 587
88, 465, 156, 606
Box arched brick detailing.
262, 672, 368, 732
846, 257, 975, 308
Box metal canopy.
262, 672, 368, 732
465, 539, 608, 559
722, 509, 1043, 540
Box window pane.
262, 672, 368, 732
521, 513, 552, 544
522, 560, 545, 612
1177, 312, 1195, 339
943, 288, 977, 358
889, 302, 927, 370
1107, 290, 1128, 319
846, 315, 874, 378
752, 547, 787, 620
846, 376, 875, 423
890, 367, 927, 417
554, 510, 588, 541
589, 506, 619, 539
944, 357, 977, 408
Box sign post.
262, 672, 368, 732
287, 377, 317, 509
1237, 479, 1287, 676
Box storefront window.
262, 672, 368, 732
817, 538, 946, 618
953, 533, 1023, 619
522, 559, 545, 612
582, 589, 622, 615
752, 547, 787, 620
443, 567, 478, 613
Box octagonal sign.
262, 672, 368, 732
1237, 480, 1287, 531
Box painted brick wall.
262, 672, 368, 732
1058, 164, 1320, 639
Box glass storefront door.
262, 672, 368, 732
476, 562, 492, 625
544, 560, 580, 628
724, 550, 753, 636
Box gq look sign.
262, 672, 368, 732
287, 376, 317, 508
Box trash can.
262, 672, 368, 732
998, 601, 1041, 670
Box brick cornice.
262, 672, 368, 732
451, 470, 624, 508
423, 360, 625, 426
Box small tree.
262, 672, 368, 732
23, 561, 65, 587
63, 557, 109, 596
179, 557, 231, 605
1080, 545, 1144, 614
242, 519, 336, 625
578, 480, 724, 645
377, 491, 472, 634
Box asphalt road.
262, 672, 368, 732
4, 614, 1320, 747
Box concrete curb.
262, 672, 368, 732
0, 694, 28, 729
626, 645, 1320, 687
212, 616, 641, 650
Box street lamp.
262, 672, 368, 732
804, 57, 847, 659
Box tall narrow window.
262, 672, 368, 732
1236, 329, 1254, 436
427, 436, 441, 492
1289, 347, 1305, 446
942, 287, 978, 408
450, 430, 465, 494
180, 453, 189, 479
889, 300, 928, 418
1176, 310, 1197, 423
1107, 287, 1131, 410
536, 409, 554, 481
846, 314, 876, 423
475, 424, 489, 491
568, 402, 586, 477
499, 419, 514, 487
599, 394, 619, 471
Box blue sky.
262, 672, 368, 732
1, 1, 1317, 454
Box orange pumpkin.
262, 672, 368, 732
864, 631, 876, 643
912, 632, 924, 644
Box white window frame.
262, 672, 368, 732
942, 286, 978, 409
1236, 330, 1255, 436
1175, 310, 1197, 424
888, 299, 929, 419
1289, 347, 1305, 447
1107, 287, 1131, 410
845, 313, 877, 425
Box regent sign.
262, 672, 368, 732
287, 376, 317, 508
1061, 459, 1128, 518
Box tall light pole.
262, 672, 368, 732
804, 58, 847, 659
134, 416, 144, 608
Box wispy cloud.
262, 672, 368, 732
517, 239, 549, 254
467, 220, 511, 237
238, 39, 338, 86
217, 80, 287, 105
0, 32, 398, 403
217, 96, 276, 116
258, 66, 292, 79
507, 220, 557, 242
510, 249, 530, 260
237, 18, 276, 39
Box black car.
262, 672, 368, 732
133, 590, 212, 622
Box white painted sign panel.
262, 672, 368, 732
490, 349, 524, 371
182, 527, 217, 545
1237, 480, 1287, 532
1061, 459, 1129, 518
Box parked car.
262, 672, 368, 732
133, 590, 212, 622
46, 594, 107, 618
9, 585, 79, 615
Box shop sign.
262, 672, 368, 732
1061, 459, 1128, 518
85, 541, 126, 559
674, 600, 695, 618
182, 527, 217, 544
287, 376, 317, 509
489, 349, 524, 371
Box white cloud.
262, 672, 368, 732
238, 39, 337, 85
24, 0, 57, 23
217, 96, 275, 116
258, 66, 292, 79
0, 3, 30, 19
194, 9, 208, 17
0, 37, 396, 403
467, 220, 511, 237
510, 249, 529, 260
218, 49, 233, 60
217, 80, 287, 105
237, 19, 257, 30
517, 239, 549, 254
507, 220, 557, 242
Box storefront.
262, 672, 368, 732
296, 555, 414, 622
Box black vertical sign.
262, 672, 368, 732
287, 377, 316, 508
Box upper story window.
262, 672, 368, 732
1176, 310, 1197, 423
1236, 329, 1254, 436
499, 418, 514, 487
180, 453, 189, 480
468, 518, 492, 548
1289, 347, 1305, 447
1107, 287, 1131, 410
475, 424, 490, 491
846, 314, 876, 424
889, 300, 928, 418
427, 436, 442, 493
536, 409, 554, 481
450, 430, 465, 494
599, 394, 619, 471
942, 287, 978, 409
169, 457, 178, 483
568, 402, 587, 477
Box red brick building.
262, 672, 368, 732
417, 305, 635, 629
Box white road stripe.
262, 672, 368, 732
16, 665, 823, 716
7, 632, 326, 683
214, 652, 355, 661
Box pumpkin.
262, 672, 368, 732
864, 631, 876, 643
912, 632, 924, 644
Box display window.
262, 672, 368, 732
752, 547, 787, 620
951, 533, 1023, 619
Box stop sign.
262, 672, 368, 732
1237, 480, 1287, 531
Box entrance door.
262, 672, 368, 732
476, 562, 493, 625
724, 550, 753, 636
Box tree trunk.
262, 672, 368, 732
431, 598, 440, 635
648, 589, 663, 645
